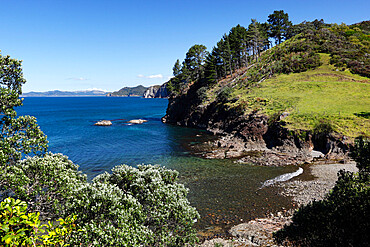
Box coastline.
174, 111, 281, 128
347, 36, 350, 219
200, 161, 358, 246
277, 162, 357, 206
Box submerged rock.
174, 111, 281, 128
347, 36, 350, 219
94, 120, 112, 126
127, 119, 148, 124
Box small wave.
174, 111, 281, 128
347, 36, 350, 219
260, 167, 303, 188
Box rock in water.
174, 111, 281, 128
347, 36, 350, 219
127, 119, 148, 124
94, 120, 112, 126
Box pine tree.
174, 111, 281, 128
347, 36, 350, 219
184, 44, 208, 81
267, 10, 292, 45
248, 19, 264, 62
172, 59, 181, 77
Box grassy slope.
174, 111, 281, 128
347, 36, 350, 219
227, 53, 370, 138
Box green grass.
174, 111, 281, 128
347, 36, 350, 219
229, 53, 370, 138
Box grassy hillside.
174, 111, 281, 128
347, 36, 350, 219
165, 22, 370, 142
227, 53, 369, 138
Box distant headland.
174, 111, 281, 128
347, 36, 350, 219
23, 83, 168, 98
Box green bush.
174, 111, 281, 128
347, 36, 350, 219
92, 164, 200, 246
1, 153, 86, 219
0, 197, 77, 246
313, 118, 334, 135
351, 136, 370, 173
65, 181, 150, 246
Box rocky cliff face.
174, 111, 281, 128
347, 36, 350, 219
143, 84, 168, 98
162, 83, 351, 165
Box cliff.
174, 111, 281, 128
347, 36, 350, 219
143, 84, 168, 98
163, 26, 370, 164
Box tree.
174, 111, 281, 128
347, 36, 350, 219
204, 48, 219, 85
312, 19, 325, 30
217, 34, 233, 76
0, 52, 48, 168
228, 24, 249, 68
184, 44, 208, 81
248, 19, 265, 62
172, 59, 181, 77
267, 10, 292, 45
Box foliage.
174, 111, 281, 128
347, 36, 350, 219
228, 51, 370, 138
274, 138, 370, 246
351, 136, 370, 173
92, 164, 200, 246
1, 146, 199, 246
184, 44, 208, 82
287, 19, 327, 39
64, 181, 150, 246
0, 52, 48, 167
1, 153, 86, 219
0, 51, 200, 246
267, 10, 292, 45
0, 197, 77, 246
313, 118, 334, 135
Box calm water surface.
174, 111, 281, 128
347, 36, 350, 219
18, 97, 295, 235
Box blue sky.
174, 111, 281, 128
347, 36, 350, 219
1, 0, 369, 92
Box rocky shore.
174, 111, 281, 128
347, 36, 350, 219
200, 161, 358, 246
277, 162, 357, 206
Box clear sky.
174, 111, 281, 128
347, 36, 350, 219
1, 0, 369, 92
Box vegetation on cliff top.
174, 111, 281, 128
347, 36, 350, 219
166, 14, 370, 139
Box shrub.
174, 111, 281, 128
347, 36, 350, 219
313, 118, 334, 135
65, 182, 150, 246
92, 164, 200, 246
0, 197, 76, 246
351, 136, 370, 173
1, 153, 86, 219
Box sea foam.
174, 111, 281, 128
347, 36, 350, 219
260, 167, 303, 188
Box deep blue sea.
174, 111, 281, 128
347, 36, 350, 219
18, 97, 296, 234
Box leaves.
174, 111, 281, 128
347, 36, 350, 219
0, 52, 48, 168
0, 197, 77, 246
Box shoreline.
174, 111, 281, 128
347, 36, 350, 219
277, 161, 357, 206
200, 161, 358, 246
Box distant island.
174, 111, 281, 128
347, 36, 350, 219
22, 89, 108, 97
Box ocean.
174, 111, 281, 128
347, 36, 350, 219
17, 97, 296, 234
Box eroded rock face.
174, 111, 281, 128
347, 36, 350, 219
143, 84, 168, 98
163, 89, 351, 164
94, 120, 112, 126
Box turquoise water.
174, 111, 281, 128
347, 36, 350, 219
18, 97, 295, 234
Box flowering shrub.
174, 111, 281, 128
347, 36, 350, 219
91, 164, 200, 246
1, 153, 86, 219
